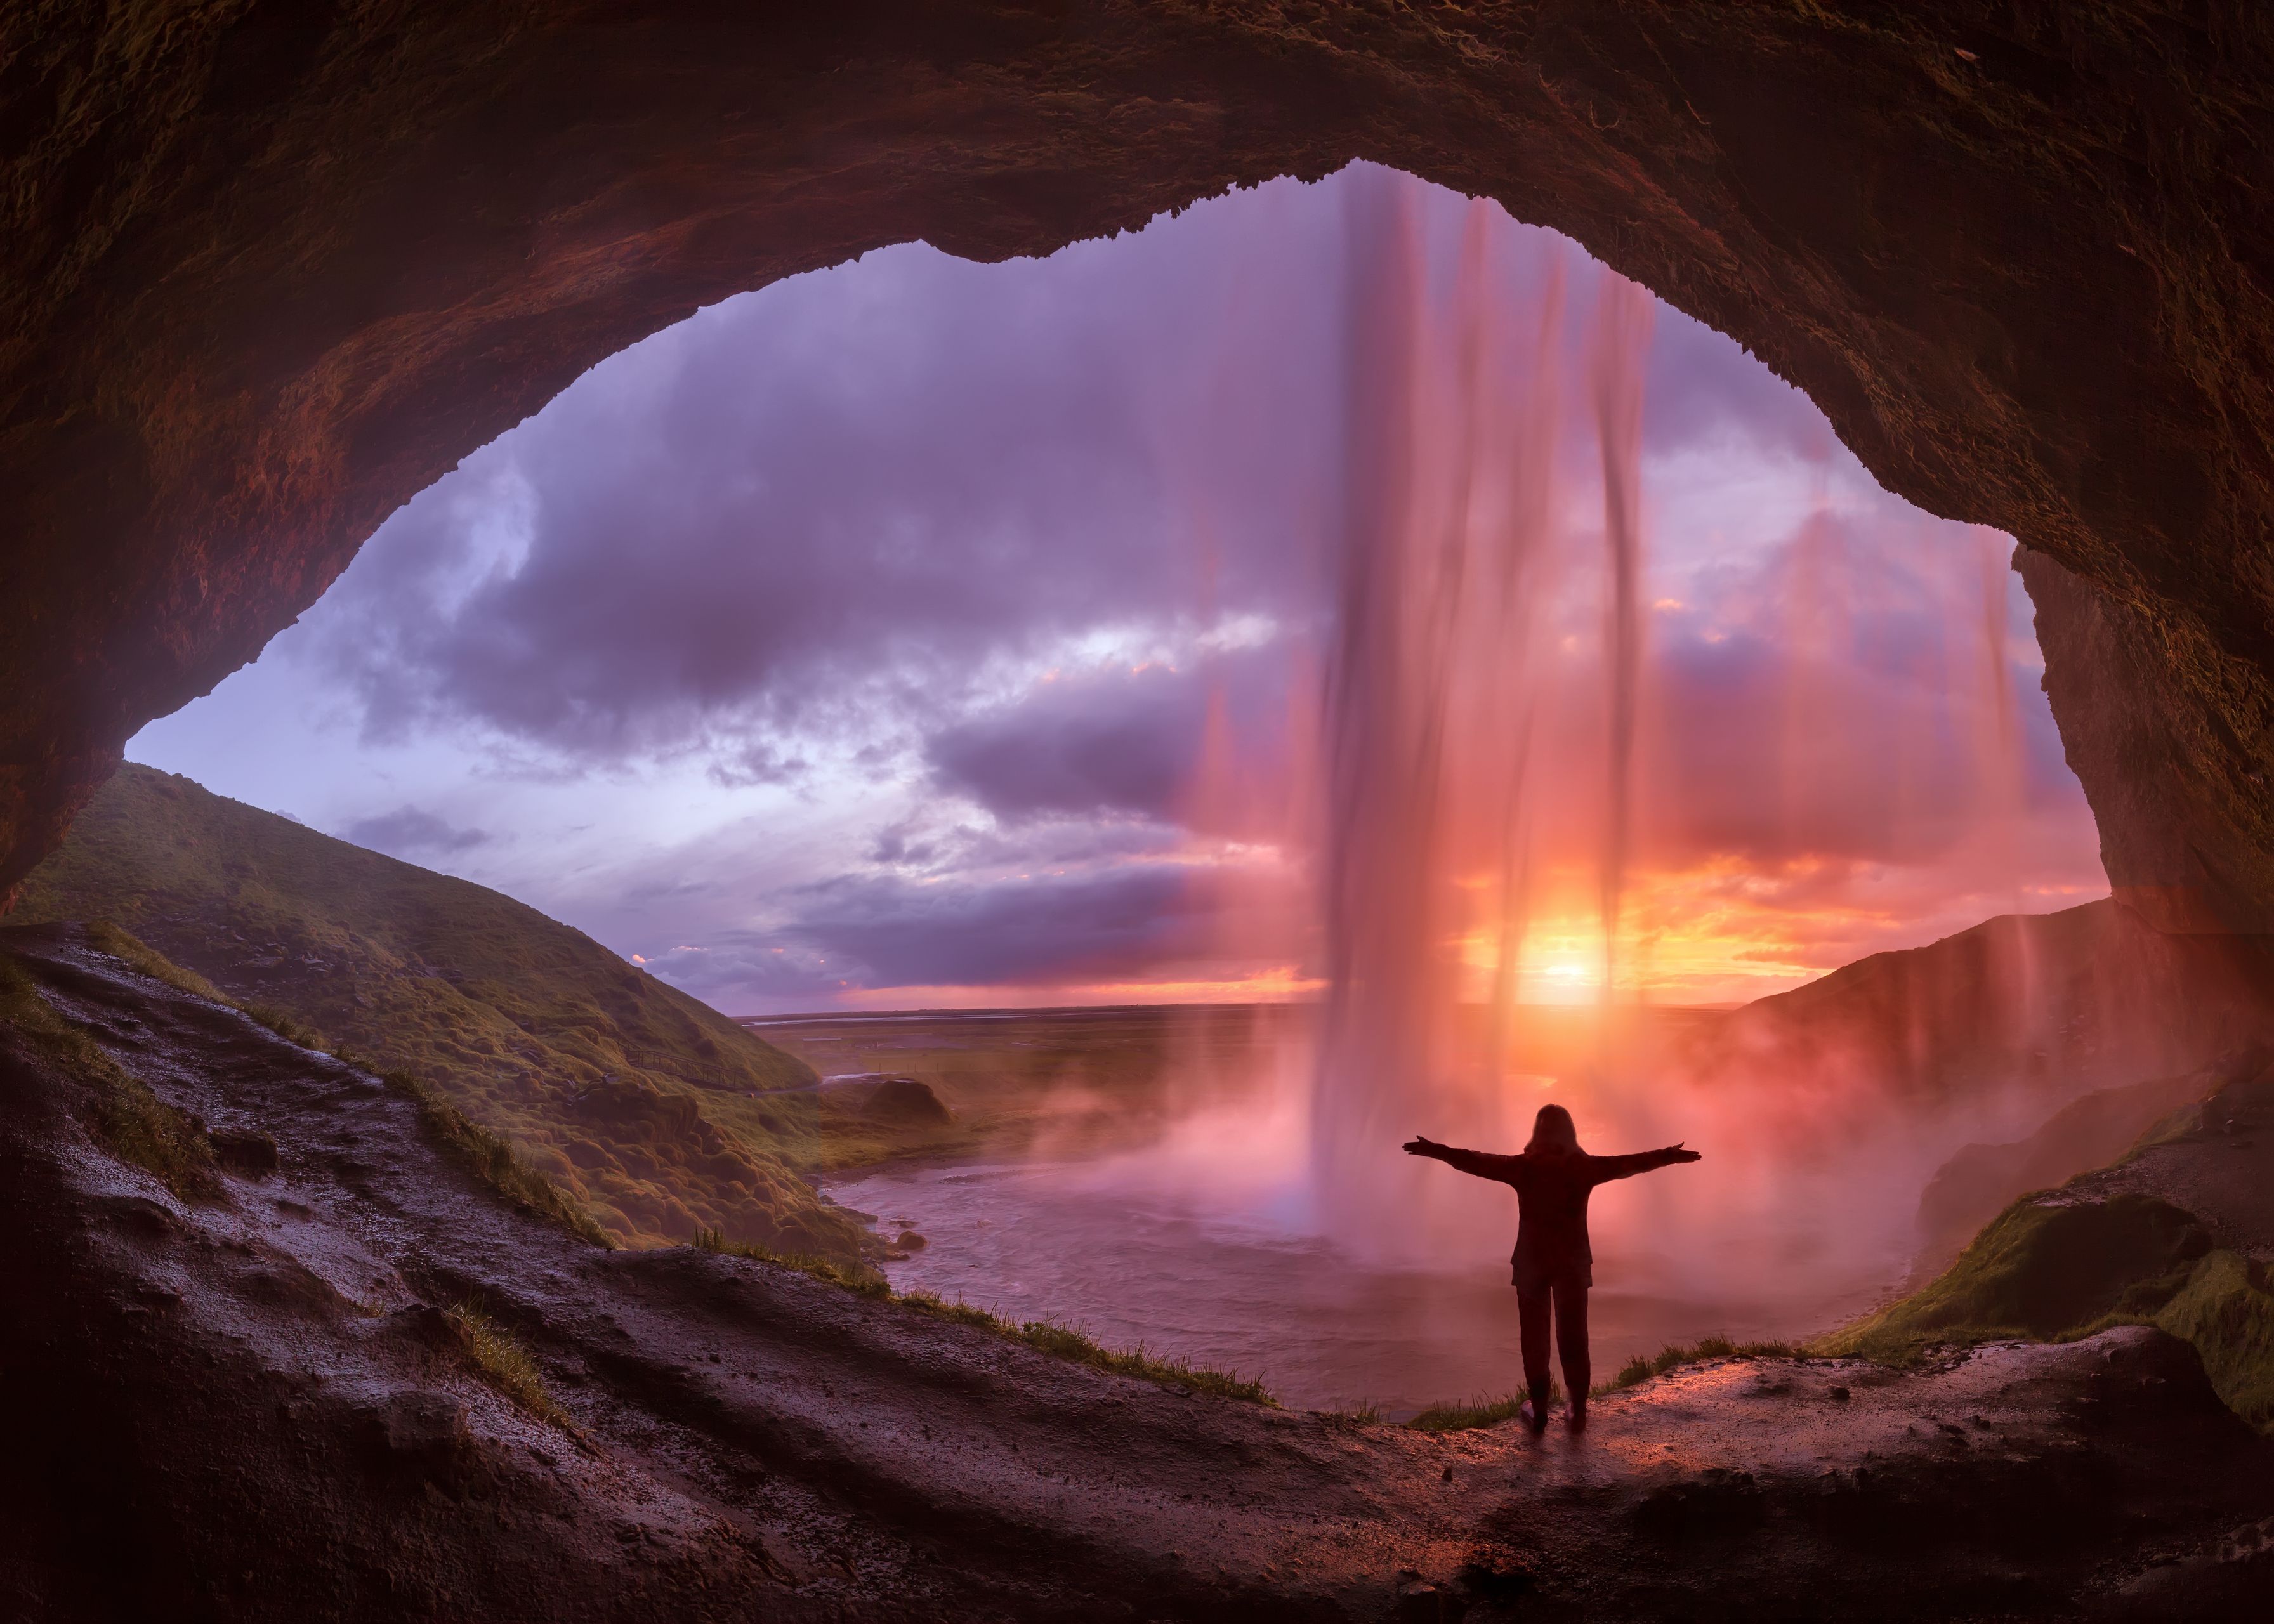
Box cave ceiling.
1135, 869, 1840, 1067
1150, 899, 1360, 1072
3, 3, 2270, 926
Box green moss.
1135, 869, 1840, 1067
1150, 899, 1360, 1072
2153, 1250, 2274, 1431
15, 764, 859, 1257
1815, 1191, 2211, 1365
0, 952, 219, 1200
1801, 1146, 2271, 1434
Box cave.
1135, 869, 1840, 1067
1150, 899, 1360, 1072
4, 4, 2274, 937
6, 5, 2274, 1618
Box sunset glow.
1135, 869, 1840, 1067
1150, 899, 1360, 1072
128, 167, 2101, 1016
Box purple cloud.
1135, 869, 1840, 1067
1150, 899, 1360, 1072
341, 805, 490, 857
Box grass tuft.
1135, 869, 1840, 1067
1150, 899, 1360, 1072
82, 920, 225, 1002
1603, 1337, 1803, 1392
243, 1002, 326, 1050
692, 1225, 890, 1295
1408, 1392, 1548, 1432
443, 1300, 575, 1431
84, 920, 320, 1051
385, 1070, 614, 1248
0, 952, 219, 1199
897, 1287, 1003, 1328
1003, 1316, 1276, 1405
1400, 1339, 1808, 1431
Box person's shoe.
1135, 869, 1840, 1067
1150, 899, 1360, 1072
1524, 1394, 1551, 1432
1567, 1400, 1589, 1433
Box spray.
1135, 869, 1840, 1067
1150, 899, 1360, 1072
1306, 170, 1646, 1257
1589, 278, 1654, 1000
1172, 168, 2100, 1306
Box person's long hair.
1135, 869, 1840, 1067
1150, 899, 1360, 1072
1525, 1103, 1583, 1156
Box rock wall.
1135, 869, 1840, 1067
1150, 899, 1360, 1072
2023, 546, 2274, 933
4, 4, 2271, 916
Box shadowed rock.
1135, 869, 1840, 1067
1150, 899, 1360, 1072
821, 1074, 956, 1128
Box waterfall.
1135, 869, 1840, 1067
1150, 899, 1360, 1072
1305, 169, 1652, 1255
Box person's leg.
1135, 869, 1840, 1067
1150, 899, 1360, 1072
1516, 1285, 1553, 1430
1554, 1276, 1591, 1429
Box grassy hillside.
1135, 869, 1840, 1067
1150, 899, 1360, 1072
1817, 1068, 2274, 1430
1817, 1188, 2273, 1431
14, 764, 861, 1255
1912, 1069, 2217, 1270
1688, 900, 2274, 1110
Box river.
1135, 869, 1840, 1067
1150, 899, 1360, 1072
831, 1151, 1884, 1417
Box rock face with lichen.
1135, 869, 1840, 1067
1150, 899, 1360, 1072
3, 4, 2273, 929
2021, 547, 2274, 933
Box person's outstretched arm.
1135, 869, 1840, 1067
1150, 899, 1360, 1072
1402, 1136, 1522, 1184
1586, 1144, 1702, 1184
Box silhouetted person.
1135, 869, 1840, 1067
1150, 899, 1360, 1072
1404, 1104, 1699, 1432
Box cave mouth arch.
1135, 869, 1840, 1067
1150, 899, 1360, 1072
124, 164, 2105, 1022
4, 4, 2269, 935
53, 164, 2155, 1401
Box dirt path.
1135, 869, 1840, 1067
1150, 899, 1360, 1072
4, 924, 2271, 1621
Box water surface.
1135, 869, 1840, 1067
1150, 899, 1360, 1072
833, 1156, 1878, 1416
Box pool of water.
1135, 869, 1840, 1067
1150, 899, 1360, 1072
831, 1154, 1884, 1417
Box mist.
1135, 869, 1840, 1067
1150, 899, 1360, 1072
978, 167, 2221, 1340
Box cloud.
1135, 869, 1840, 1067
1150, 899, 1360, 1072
928, 671, 1198, 823
922, 643, 1299, 827
127, 164, 2105, 1013
782, 865, 1211, 989
626, 863, 1230, 1009
298, 188, 1348, 776
341, 806, 490, 857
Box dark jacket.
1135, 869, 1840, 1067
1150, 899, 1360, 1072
1421, 1143, 1691, 1286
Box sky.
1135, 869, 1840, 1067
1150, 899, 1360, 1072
130, 166, 2108, 1015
